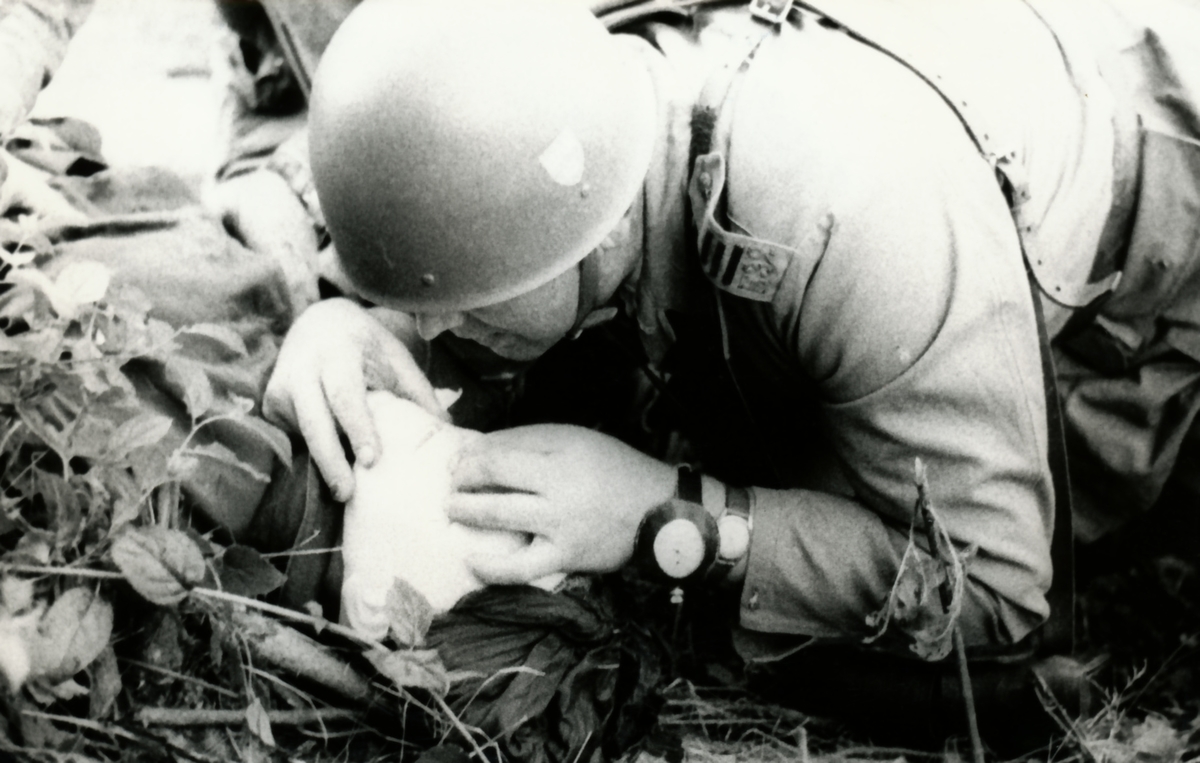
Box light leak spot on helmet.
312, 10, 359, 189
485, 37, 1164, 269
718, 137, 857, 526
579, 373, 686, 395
538, 128, 585, 186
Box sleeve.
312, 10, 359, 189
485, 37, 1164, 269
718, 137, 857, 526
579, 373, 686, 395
0, 0, 96, 137
726, 53, 1056, 649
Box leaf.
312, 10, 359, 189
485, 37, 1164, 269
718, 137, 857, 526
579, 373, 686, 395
43, 677, 90, 700
106, 412, 175, 460
129, 444, 172, 494
30, 588, 114, 681
223, 415, 293, 469
88, 646, 122, 719
386, 578, 435, 647
90, 465, 142, 530
34, 469, 83, 554
2, 577, 35, 613
18, 403, 69, 454
0, 607, 41, 690
214, 546, 287, 598
177, 323, 249, 358
1129, 715, 1185, 759
172, 441, 272, 484
366, 647, 449, 696
161, 356, 214, 419
245, 694, 275, 747
48, 261, 112, 320
111, 527, 206, 605
302, 601, 328, 635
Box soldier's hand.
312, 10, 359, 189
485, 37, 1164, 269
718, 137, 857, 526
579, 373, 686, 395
0, 148, 87, 223
210, 170, 321, 320
447, 425, 676, 583
262, 298, 448, 501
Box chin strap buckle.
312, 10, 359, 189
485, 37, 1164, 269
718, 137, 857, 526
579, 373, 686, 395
749, 0, 795, 27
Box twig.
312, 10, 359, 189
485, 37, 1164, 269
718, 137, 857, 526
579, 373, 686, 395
915, 459, 985, 763
261, 545, 342, 559
119, 656, 240, 698
192, 586, 385, 650
0, 563, 124, 579
134, 707, 360, 726
432, 691, 493, 762
22, 709, 227, 763
21, 711, 142, 743
196, 586, 492, 761
834, 745, 955, 759
227, 609, 373, 702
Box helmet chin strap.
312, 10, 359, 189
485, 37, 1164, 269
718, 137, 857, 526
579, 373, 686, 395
569, 249, 606, 339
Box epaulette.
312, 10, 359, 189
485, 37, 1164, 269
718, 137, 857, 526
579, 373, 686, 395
688, 153, 795, 302
684, 1, 800, 302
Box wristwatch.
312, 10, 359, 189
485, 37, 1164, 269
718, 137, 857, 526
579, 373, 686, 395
633, 466, 718, 584
710, 484, 753, 581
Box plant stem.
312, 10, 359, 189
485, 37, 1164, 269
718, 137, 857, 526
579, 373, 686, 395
432, 692, 491, 762
0, 563, 124, 579
134, 707, 360, 726
914, 460, 985, 763
191, 586, 384, 650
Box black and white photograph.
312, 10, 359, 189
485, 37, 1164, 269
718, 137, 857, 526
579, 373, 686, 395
1, 1, 1200, 761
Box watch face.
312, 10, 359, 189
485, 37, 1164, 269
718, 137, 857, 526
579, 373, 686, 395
717, 514, 751, 561
653, 518, 707, 579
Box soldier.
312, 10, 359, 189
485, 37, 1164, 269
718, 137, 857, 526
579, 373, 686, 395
259, 0, 1200, 749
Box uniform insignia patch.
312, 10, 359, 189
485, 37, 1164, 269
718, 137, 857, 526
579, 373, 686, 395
689, 152, 795, 302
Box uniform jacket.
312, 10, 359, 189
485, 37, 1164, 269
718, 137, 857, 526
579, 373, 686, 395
623, 0, 1200, 651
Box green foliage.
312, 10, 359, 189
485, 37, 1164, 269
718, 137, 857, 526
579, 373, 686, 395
0, 244, 489, 762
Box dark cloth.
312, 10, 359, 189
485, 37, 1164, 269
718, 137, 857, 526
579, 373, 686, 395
2, 118, 294, 538
426, 584, 668, 763
747, 642, 1090, 757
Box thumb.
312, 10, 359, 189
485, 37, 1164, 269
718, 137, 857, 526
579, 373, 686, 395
466, 540, 562, 585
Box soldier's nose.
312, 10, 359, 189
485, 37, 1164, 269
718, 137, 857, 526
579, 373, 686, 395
415, 311, 466, 340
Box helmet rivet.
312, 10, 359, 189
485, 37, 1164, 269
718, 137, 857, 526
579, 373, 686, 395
580, 183, 591, 198
421, 273, 436, 287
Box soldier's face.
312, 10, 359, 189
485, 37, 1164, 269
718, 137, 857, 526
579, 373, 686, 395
414, 265, 580, 361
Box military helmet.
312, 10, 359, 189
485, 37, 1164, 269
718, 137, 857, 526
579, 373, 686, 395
309, 0, 657, 312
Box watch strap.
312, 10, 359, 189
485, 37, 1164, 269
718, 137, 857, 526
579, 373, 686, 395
725, 484, 751, 519
677, 465, 702, 503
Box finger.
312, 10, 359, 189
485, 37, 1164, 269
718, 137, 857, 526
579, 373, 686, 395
292, 387, 356, 503
372, 335, 450, 421
467, 539, 563, 585
321, 362, 380, 469
446, 491, 545, 534
452, 443, 548, 493
261, 382, 299, 431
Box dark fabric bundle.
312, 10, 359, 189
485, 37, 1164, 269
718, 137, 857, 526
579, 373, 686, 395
427, 584, 668, 763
